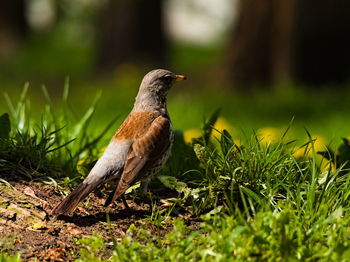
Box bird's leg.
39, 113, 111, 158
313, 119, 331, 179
140, 180, 149, 196
138, 179, 153, 207
121, 194, 130, 210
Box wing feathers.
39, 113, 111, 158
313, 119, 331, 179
105, 115, 171, 205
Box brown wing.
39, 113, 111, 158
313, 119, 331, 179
105, 115, 171, 206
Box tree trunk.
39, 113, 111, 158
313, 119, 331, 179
270, 0, 296, 82
226, 0, 275, 86
96, 0, 166, 72
295, 0, 350, 85
0, 0, 27, 59
226, 0, 350, 87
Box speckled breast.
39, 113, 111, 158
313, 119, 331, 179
144, 129, 174, 179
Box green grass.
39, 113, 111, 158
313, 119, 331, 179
0, 83, 117, 192
74, 213, 350, 261
73, 124, 350, 261
1, 83, 350, 261
2, 78, 350, 142
0, 237, 21, 262
74, 124, 350, 261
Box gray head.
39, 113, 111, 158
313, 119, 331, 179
133, 69, 186, 111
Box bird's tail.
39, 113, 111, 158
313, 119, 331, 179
51, 181, 99, 216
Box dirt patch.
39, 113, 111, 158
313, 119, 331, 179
0, 178, 194, 261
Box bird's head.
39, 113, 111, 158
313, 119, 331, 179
140, 69, 186, 96
134, 69, 186, 111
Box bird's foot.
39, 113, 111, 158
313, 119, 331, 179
121, 194, 130, 210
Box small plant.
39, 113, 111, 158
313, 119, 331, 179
0, 82, 118, 186
0, 237, 21, 262
76, 234, 106, 261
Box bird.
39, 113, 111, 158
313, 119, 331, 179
52, 69, 186, 216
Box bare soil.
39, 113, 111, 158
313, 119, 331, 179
0, 176, 195, 261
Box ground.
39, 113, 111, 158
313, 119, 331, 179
0, 176, 192, 261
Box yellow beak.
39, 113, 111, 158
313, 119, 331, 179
174, 75, 187, 83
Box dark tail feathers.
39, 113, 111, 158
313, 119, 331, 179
52, 181, 99, 216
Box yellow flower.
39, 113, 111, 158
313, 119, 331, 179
293, 147, 306, 158
313, 135, 327, 152
212, 117, 234, 139
233, 139, 242, 147
183, 118, 238, 145
257, 127, 282, 144
293, 135, 327, 158
183, 128, 201, 143
320, 159, 336, 173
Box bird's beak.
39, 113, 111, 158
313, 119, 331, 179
174, 75, 187, 83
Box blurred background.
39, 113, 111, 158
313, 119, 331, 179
0, 0, 350, 144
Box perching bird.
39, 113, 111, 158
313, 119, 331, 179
52, 69, 186, 216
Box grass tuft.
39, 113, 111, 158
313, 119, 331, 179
0, 83, 117, 187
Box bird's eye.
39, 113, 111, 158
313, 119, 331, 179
163, 75, 173, 84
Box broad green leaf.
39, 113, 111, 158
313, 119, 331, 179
158, 175, 186, 193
